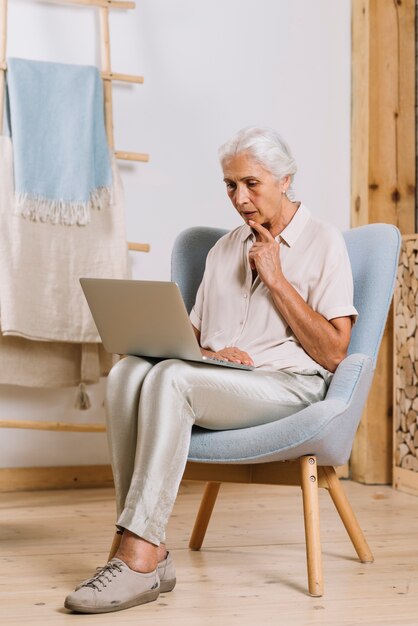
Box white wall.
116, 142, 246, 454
0, 0, 351, 468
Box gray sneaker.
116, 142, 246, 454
64, 558, 160, 614
74, 551, 176, 595
158, 551, 176, 593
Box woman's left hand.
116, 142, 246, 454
248, 221, 283, 289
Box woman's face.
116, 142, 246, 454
222, 152, 288, 233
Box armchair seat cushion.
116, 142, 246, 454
188, 353, 374, 467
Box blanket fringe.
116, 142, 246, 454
14, 186, 112, 226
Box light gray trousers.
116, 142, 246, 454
105, 356, 329, 546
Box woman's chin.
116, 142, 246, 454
242, 213, 258, 222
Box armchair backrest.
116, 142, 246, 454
171, 223, 401, 368
172, 226, 228, 314
343, 224, 400, 366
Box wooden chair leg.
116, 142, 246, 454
300, 455, 323, 597
189, 481, 221, 550
108, 530, 123, 560
323, 466, 374, 563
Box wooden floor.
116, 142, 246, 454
1, 479, 418, 625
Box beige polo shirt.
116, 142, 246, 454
189, 204, 358, 373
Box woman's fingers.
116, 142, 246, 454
248, 240, 283, 289
216, 347, 254, 366
248, 220, 274, 241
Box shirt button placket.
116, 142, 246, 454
240, 291, 249, 327
232, 292, 249, 343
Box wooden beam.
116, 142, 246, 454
350, 0, 416, 484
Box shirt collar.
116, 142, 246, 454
279, 203, 311, 247
239, 203, 311, 246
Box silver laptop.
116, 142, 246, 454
79, 278, 254, 371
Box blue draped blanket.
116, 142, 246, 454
6, 58, 112, 226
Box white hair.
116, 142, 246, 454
218, 126, 297, 200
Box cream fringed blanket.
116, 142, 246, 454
0, 334, 114, 388
0, 136, 129, 389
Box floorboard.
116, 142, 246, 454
1, 480, 418, 625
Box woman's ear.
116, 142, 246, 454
280, 174, 291, 194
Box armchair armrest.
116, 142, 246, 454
326, 353, 374, 404
188, 353, 375, 467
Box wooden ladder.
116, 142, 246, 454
0, 0, 149, 167
0, 0, 150, 434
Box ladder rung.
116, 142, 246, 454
102, 72, 144, 84
128, 242, 150, 253
41, 0, 136, 9
4, 67, 143, 81
0, 419, 106, 433
115, 151, 149, 163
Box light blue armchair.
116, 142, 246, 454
172, 223, 401, 597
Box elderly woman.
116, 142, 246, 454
65, 127, 357, 614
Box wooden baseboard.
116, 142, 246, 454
0, 461, 351, 494
393, 466, 418, 497
0, 464, 114, 492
